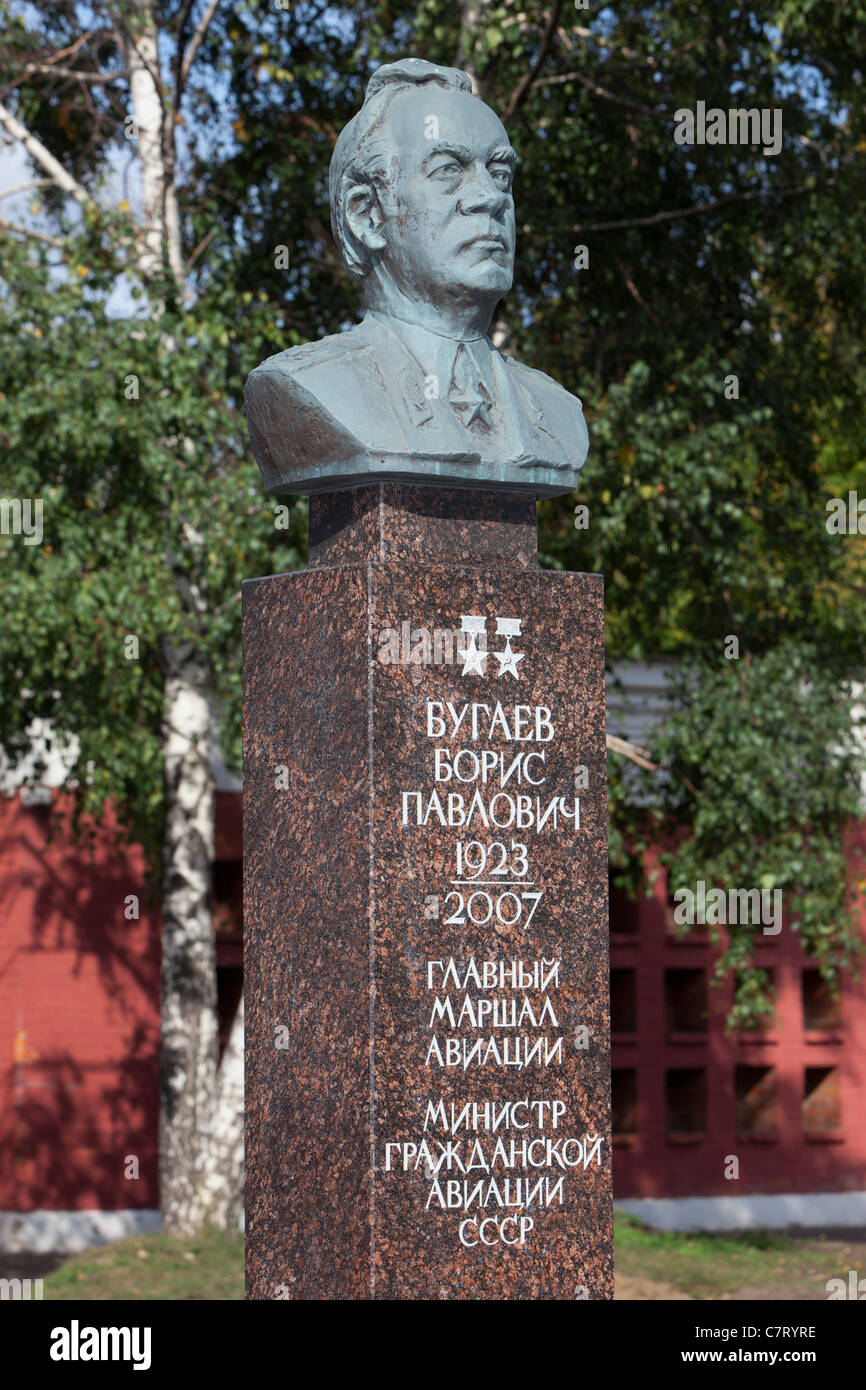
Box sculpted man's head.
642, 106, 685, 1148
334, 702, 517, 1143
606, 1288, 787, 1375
330, 59, 516, 335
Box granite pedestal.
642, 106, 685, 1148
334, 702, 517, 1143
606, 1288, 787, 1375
243, 484, 612, 1300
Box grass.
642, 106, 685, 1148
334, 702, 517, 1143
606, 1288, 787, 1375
614, 1210, 866, 1300
45, 1226, 244, 1301
40, 1213, 866, 1299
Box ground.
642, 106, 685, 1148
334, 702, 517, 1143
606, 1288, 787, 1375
6, 1212, 864, 1299
33, 1227, 245, 1301
613, 1212, 866, 1300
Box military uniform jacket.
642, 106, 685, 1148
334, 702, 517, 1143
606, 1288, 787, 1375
244, 311, 589, 497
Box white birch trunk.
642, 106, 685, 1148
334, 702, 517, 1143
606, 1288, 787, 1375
159, 639, 245, 1236
200, 995, 246, 1233
158, 641, 218, 1236
124, 2, 243, 1235
124, 0, 185, 284
455, 0, 486, 91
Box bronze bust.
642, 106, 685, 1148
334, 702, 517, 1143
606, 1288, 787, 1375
245, 58, 589, 497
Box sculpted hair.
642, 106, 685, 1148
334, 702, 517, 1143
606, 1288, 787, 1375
329, 58, 474, 283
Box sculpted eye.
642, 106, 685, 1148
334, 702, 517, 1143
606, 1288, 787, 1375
429, 159, 462, 180
489, 165, 512, 190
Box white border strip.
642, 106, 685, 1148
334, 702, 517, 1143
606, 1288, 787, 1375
618, 1193, 866, 1231
5, 1193, 865, 1252
0, 1210, 162, 1253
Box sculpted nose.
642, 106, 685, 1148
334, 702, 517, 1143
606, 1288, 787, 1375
458, 163, 509, 216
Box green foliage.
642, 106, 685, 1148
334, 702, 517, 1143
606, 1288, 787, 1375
0, 222, 305, 876
612, 644, 866, 1026
1, 0, 865, 1017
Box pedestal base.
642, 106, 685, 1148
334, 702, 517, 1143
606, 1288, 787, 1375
243, 485, 611, 1300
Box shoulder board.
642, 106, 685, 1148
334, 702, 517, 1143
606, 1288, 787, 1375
504, 354, 583, 407
253, 329, 367, 376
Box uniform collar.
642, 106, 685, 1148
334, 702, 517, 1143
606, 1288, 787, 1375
366, 312, 495, 392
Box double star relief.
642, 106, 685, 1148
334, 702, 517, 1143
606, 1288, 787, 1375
459, 615, 525, 679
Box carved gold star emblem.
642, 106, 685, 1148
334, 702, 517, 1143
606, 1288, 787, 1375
448, 388, 493, 429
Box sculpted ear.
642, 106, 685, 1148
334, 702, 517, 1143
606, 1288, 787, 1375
344, 181, 387, 254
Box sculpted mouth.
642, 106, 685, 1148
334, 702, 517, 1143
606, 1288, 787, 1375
463, 235, 510, 253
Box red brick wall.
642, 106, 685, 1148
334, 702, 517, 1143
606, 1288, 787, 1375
611, 829, 866, 1198
2, 784, 864, 1212
0, 793, 160, 1211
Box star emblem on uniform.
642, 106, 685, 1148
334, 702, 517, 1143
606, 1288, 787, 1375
448, 387, 493, 429
447, 343, 493, 430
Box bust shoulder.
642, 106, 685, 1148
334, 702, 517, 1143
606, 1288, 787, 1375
247, 325, 372, 384
502, 354, 588, 454
503, 354, 585, 412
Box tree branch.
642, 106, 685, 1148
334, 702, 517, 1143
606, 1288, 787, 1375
41, 31, 94, 65
606, 733, 703, 799
0, 216, 66, 248
573, 179, 835, 234
0, 98, 97, 208
612, 251, 661, 325
606, 733, 659, 772
180, 0, 221, 87
535, 67, 666, 118
558, 26, 699, 70
8, 62, 128, 86
502, 0, 564, 119
171, 0, 196, 117
0, 179, 52, 202
186, 224, 216, 269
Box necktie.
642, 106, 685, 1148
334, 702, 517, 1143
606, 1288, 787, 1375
447, 343, 493, 430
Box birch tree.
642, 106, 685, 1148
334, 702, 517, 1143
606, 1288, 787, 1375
0, 0, 302, 1236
